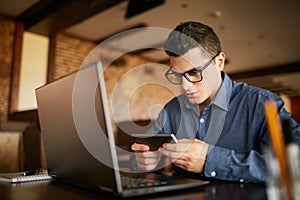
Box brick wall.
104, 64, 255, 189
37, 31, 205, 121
53, 33, 97, 79
103, 54, 180, 123
53, 34, 179, 123
0, 15, 15, 121
0, 13, 177, 123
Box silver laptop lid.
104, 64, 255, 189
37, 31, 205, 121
36, 61, 122, 193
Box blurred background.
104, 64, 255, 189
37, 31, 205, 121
0, 0, 299, 172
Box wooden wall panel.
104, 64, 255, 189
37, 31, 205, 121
291, 96, 300, 123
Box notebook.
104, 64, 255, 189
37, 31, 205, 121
35, 61, 209, 197
0, 171, 52, 183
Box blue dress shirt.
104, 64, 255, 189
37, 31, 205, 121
147, 72, 300, 183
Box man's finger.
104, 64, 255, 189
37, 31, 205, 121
131, 143, 150, 151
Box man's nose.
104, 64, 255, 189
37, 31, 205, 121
181, 76, 192, 91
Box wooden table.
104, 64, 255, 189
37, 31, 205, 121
0, 179, 267, 200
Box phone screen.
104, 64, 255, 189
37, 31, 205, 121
131, 133, 176, 151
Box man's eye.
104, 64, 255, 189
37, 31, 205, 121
186, 70, 199, 76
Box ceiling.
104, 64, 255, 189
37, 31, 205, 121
1, 0, 300, 96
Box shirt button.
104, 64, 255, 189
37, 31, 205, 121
200, 118, 204, 123
210, 171, 216, 177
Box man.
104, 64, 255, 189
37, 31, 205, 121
131, 21, 300, 183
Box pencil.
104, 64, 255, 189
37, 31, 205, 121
264, 100, 292, 200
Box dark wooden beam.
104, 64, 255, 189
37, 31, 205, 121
17, 0, 123, 36
229, 62, 300, 79
47, 34, 57, 82
9, 21, 24, 114
8, 109, 39, 125
129, 41, 164, 53
16, 0, 66, 29
95, 23, 147, 43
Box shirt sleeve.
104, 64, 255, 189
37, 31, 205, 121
204, 94, 300, 183
204, 145, 267, 183
146, 104, 175, 134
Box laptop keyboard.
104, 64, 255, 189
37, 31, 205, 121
121, 175, 168, 189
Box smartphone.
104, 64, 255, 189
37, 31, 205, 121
131, 133, 177, 151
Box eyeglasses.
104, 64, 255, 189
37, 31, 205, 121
164, 54, 219, 85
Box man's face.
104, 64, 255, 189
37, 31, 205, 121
169, 47, 223, 105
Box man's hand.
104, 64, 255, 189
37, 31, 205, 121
160, 139, 209, 173
131, 143, 162, 171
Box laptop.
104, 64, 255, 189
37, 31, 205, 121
35, 61, 209, 197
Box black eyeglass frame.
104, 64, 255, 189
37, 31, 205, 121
164, 53, 219, 85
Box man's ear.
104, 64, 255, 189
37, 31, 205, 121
215, 52, 225, 71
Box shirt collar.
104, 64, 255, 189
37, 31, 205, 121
211, 72, 232, 111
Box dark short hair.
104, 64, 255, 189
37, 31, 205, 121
164, 21, 222, 58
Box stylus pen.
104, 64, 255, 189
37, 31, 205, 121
171, 134, 178, 143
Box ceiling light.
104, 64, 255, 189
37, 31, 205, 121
209, 10, 222, 18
